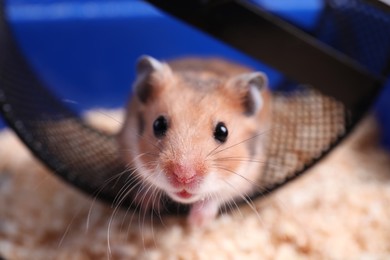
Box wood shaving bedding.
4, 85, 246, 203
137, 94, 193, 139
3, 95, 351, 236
0, 112, 389, 260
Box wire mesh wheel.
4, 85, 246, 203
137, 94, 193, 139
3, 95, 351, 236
0, 0, 389, 215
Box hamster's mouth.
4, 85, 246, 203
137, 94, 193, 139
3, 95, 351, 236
169, 189, 199, 204
175, 190, 192, 199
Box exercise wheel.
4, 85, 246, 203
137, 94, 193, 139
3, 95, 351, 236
0, 0, 388, 214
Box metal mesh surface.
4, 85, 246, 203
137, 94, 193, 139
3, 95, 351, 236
259, 87, 346, 190
0, 0, 388, 214
316, 0, 390, 75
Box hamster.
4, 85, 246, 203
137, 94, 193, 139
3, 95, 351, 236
118, 55, 271, 227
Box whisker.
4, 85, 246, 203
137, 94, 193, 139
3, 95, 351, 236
213, 156, 285, 170
138, 179, 156, 252
138, 132, 164, 153
112, 172, 143, 211
127, 184, 147, 231
149, 169, 165, 226
116, 149, 160, 158
118, 124, 164, 154
94, 161, 133, 191
224, 194, 244, 219
108, 152, 158, 207
211, 164, 265, 191
149, 184, 162, 248
205, 142, 223, 159
111, 160, 158, 207
92, 109, 123, 126
106, 182, 140, 258
105, 163, 158, 258
221, 179, 263, 225
106, 172, 151, 258
87, 166, 134, 231
58, 206, 84, 249
208, 128, 274, 157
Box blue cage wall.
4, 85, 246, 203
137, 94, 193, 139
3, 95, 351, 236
3, 0, 390, 150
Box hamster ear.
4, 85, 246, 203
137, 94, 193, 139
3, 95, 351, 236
228, 72, 268, 116
134, 55, 171, 103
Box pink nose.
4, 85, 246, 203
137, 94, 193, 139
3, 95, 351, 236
169, 164, 198, 185
174, 173, 196, 184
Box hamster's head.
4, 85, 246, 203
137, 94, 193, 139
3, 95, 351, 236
119, 56, 270, 204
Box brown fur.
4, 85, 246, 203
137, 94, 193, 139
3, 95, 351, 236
118, 56, 271, 226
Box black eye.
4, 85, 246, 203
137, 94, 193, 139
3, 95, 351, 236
153, 116, 168, 138
214, 122, 228, 143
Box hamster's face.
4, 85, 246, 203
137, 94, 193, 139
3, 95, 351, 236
120, 56, 270, 205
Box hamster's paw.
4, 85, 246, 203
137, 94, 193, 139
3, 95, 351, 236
187, 199, 219, 228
